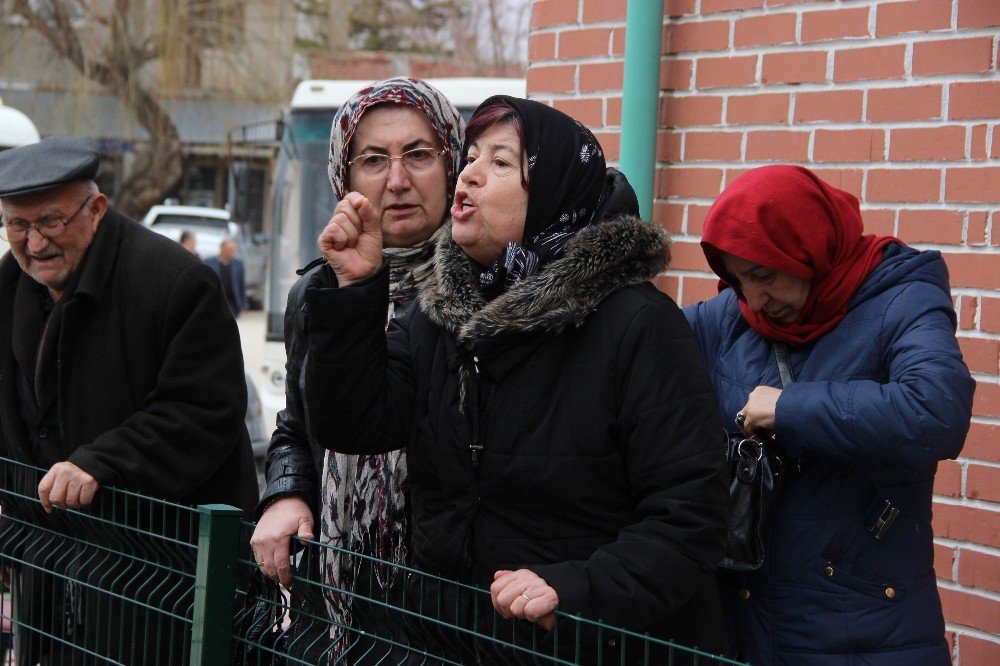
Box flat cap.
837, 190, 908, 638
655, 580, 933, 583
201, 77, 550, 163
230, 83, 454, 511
0, 135, 100, 198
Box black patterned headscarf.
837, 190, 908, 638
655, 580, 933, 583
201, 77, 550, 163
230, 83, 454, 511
466, 95, 606, 296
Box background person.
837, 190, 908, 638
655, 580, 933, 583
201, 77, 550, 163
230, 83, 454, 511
249, 77, 464, 661
179, 229, 198, 255
205, 238, 247, 317
684, 164, 975, 665
303, 96, 728, 662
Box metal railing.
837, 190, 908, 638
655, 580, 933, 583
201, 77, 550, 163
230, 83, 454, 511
1, 456, 743, 665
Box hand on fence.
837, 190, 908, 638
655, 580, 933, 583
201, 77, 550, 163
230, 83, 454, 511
250, 496, 315, 587
737, 386, 782, 435
318, 192, 383, 286
37, 461, 99, 513
491, 569, 558, 632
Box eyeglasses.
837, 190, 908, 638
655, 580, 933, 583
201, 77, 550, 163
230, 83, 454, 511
348, 147, 445, 176
0, 195, 92, 242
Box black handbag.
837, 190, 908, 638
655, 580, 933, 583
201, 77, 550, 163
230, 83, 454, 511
719, 342, 794, 572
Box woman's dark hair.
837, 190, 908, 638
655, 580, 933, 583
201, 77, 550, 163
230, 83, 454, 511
464, 100, 529, 190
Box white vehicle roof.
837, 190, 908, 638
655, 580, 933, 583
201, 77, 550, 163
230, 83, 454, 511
0, 97, 41, 148
290, 77, 527, 111
145, 204, 231, 220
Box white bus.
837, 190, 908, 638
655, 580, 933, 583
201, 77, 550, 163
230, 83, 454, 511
259, 77, 526, 427
0, 97, 41, 254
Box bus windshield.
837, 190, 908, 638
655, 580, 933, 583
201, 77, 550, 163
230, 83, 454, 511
266, 109, 337, 341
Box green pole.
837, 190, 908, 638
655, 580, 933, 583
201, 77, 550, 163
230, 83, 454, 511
190, 504, 242, 666
619, 0, 666, 220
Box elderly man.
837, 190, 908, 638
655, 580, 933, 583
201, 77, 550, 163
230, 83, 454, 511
0, 136, 256, 664
205, 238, 247, 317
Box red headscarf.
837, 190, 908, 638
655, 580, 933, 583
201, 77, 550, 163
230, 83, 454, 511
701, 165, 900, 344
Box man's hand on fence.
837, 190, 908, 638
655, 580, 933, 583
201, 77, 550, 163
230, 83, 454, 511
491, 569, 558, 632
250, 496, 314, 587
37, 462, 99, 513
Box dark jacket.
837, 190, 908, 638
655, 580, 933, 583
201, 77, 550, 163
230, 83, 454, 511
205, 254, 248, 315
303, 212, 729, 655
684, 244, 975, 665
0, 208, 258, 514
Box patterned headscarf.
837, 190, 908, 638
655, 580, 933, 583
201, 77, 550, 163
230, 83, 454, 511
328, 77, 464, 202
467, 96, 607, 296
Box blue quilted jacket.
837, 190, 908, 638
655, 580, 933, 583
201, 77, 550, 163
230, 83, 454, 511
684, 244, 975, 665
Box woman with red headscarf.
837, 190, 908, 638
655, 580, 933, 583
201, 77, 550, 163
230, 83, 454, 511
685, 165, 974, 665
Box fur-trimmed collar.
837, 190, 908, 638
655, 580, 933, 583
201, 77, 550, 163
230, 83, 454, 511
419, 214, 671, 344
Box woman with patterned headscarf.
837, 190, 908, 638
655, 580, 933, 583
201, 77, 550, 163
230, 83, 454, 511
303, 96, 729, 663
250, 77, 464, 660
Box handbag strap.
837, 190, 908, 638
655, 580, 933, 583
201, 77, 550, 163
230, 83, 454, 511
773, 342, 795, 387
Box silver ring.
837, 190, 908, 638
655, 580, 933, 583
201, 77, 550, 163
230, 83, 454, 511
736, 412, 746, 427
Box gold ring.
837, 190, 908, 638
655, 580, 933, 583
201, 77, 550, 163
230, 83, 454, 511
257, 561, 265, 567
519, 593, 530, 602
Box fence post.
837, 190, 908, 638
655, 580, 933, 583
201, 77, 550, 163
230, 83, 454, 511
190, 504, 242, 666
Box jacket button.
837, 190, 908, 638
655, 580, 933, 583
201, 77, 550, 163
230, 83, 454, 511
885, 587, 895, 599
607, 638, 617, 647
824, 566, 834, 577
739, 589, 750, 600
37, 428, 48, 439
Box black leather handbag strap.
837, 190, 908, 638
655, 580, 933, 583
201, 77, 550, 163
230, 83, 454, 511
773, 342, 795, 387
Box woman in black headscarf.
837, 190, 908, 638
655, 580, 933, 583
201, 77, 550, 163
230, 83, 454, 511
303, 97, 728, 661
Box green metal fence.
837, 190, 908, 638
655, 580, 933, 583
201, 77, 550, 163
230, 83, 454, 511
1, 456, 744, 665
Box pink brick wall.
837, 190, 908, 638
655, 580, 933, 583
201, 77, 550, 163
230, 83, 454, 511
528, 0, 999, 662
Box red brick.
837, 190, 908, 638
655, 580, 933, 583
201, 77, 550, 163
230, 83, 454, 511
950, 81, 1000, 121
889, 126, 967, 162
762, 51, 828, 85
913, 37, 995, 76
835, 44, 906, 82
934, 543, 956, 580
968, 211, 988, 244
958, 0, 1000, 29
861, 208, 896, 237
958, 295, 979, 330
964, 422, 1000, 462
946, 167, 1000, 203
606, 96, 622, 125
983, 297, 1000, 334
967, 463, 1000, 503
972, 378, 1000, 417
814, 129, 885, 163
727, 93, 790, 125
811, 169, 863, 198
934, 459, 964, 499
658, 167, 725, 199
971, 125, 988, 161
684, 131, 743, 161
661, 95, 724, 128
582, 0, 627, 22
670, 239, 713, 272
939, 586, 1000, 634
661, 58, 694, 91
867, 168, 941, 203
657, 131, 683, 163
768, 0, 831, 5
745, 130, 809, 161
946, 631, 956, 659
665, 20, 731, 54
681, 276, 722, 307
665, 0, 698, 19
696, 55, 758, 89
959, 337, 999, 375
958, 635, 1000, 665
653, 274, 680, 300
611, 27, 626, 56
794, 90, 864, 123
579, 62, 624, 92
531, 0, 578, 29
899, 209, 964, 245
552, 97, 603, 126
526, 64, 576, 94
734, 13, 797, 48
801, 6, 870, 42
529, 32, 556, 61
594, 131, 620, 161
687, 204, 711, 236
867, 86, 943, 122
876, 0, 953, 36
701, 0, 762, 13
653, 202, 685, 234
932, 502, 1000, 548
944, 253, 1000, 290
558, 27, 612, 58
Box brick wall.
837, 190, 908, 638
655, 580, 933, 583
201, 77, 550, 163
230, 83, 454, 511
528, 0, 999, 662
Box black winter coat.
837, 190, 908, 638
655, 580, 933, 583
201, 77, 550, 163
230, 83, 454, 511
303, 213, 728, 656
0, 208, 257, 513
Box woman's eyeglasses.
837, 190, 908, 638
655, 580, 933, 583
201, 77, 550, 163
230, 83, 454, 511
348, 148, 445, 176
0, 195, 92, 241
